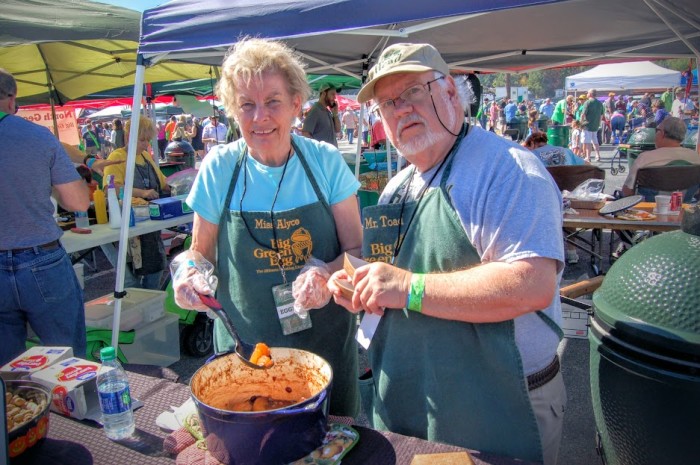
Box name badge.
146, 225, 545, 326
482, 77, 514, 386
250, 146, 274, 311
272, 283, 312, 335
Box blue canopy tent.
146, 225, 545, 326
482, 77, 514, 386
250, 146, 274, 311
110, 0, 700, 344
108, 0, 565, 347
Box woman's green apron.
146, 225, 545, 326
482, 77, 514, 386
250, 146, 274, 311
214, 141, 359, 417
361, 129, 554, 462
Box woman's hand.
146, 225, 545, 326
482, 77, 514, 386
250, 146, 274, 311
170, 250, 218, 312
141, 189, 159, 200
292, 258, 332, 315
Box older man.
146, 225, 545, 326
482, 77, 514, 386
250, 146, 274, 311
551, 95, 572, 125
671, 87, 696, 126
328, 43, 566, 465
622, 116, 700, 198
0, 69, 89, 365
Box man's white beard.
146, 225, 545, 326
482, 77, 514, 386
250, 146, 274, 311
394, 102, 458, 157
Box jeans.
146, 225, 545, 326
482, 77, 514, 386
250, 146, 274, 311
346, 128, 355, 144
0, 245, 86, 365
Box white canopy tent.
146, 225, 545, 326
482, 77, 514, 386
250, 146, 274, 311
565, 61, 681, 92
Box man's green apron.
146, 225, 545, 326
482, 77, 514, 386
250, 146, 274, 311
213, 141, 359, 417
361, 131, 556, 462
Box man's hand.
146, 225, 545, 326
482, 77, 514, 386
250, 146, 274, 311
328, 262, 411, 315
91, 158, 124, 175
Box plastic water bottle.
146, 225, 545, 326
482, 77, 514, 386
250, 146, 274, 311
97, 347, 135, 440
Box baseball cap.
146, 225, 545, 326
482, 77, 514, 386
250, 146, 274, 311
578, 94, 587, 100
318, 83, 337, 93
357, 43, 450, 103
609, 92, 615, 96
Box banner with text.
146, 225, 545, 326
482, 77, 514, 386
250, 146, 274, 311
17, 108, 79, 146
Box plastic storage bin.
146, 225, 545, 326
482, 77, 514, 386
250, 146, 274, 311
85, 288, 166, 331
119, 313, 180, 366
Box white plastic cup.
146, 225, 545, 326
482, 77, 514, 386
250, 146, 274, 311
75, 211, 90, 228
655, 195, 671, 215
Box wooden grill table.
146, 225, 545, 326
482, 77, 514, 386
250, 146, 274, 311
20, 370, 537, 465
563, 202, 684, 274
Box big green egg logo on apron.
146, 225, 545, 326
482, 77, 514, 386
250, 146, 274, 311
252, 221, 313, 272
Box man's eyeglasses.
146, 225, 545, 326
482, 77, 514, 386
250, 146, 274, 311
371, 76, 445, 116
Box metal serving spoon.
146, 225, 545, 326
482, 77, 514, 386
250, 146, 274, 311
197, 293, 269, 370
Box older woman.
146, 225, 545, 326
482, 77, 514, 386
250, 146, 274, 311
172, 38, 362, 417
103, 116, 170, 289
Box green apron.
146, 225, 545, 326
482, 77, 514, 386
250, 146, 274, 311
214, 141, 359, 417
361, 132, 553, 462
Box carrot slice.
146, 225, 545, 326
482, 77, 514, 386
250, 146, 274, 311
249, 343, 274, 367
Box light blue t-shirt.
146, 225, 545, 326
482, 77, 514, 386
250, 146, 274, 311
187, 134, 360, 225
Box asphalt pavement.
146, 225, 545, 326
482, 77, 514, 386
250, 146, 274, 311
78, 141, 625, 465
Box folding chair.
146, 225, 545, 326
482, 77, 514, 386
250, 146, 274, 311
635, 163, 700, 202
547, 165, 606, 274
547, 165, 605, 192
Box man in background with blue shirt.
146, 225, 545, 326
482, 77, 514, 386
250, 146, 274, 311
539, 98, 555, 120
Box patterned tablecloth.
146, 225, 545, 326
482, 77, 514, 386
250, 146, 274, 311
15, 369, 537, 465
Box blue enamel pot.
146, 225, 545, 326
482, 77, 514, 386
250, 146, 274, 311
190, 348, 332, 464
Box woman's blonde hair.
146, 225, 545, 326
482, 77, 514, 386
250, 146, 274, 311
217, 37, 310, 118
125, 116, 157, 141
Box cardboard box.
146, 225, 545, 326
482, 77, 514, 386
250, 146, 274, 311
0, 347, 73, 380
149, 194, 192, 220
30, 357, 104, 421
561, 302, 590, 339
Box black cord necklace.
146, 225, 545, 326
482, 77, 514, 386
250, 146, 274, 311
391, 123, 468, 264
239, 146, 293, 280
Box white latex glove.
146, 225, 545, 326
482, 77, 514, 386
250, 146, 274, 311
170, 250, 218, 312
292, 257, 332, 318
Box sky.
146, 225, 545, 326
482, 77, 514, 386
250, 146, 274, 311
97, 0, 165, 12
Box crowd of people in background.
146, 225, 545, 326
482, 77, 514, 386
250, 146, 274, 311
476, 86, 698, 163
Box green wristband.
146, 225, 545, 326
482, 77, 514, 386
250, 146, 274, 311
407, 273, 425, 313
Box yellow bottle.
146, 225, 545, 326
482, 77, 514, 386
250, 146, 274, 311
93, 189, 108, 224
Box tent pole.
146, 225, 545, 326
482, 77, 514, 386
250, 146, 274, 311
355, 104, 366, 180
696, 58, 699, 154
110, 57, 146, 350
48, 89, 59, 138
354, 58, 369, 180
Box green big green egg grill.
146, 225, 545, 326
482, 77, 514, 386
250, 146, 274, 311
589, 205, 700, 464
